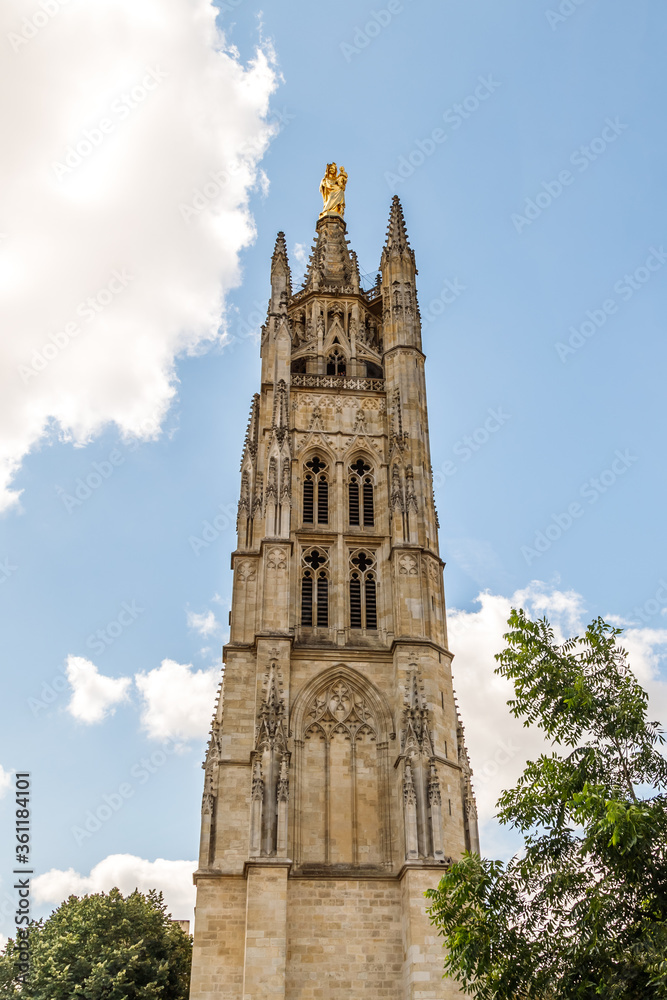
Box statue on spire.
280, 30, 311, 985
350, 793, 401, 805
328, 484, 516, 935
319, 162, 347, 217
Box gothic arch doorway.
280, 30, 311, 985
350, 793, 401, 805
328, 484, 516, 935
290, 665, 393, 869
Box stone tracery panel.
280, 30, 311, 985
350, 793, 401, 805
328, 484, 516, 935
304, 677, 377, 743
292, 667, 392, 869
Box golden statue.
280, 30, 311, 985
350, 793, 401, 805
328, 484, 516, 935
319, 162, 347, 217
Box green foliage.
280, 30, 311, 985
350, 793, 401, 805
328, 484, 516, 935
426, 611, 667, 999
0, 887, 192, 999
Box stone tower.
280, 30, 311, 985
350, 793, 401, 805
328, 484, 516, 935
189, 178, 479, 1000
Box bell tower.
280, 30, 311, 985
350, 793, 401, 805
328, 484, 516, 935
189, 167, 479, 1000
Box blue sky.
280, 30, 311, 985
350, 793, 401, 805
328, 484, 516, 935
1, 0, 666, 936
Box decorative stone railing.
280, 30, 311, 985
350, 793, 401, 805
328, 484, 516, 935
290, 282, 381, 304
290, 374, 385, 392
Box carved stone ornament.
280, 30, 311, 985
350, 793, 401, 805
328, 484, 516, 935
255, 661, 288, 756
265, 457, 278, 507
277, 754, 290, 803
251, 758, 264, 801
238, 470, 251, 519
391, 465, 404, 512
280, 458, 291, 502
428, 761, 442, 806
252, 472, 263, 517
305, 678, 376, 742
405, 465, 418, 513
237, 560, 256, 583
201, 723, 222, 815
403, 761, 417, 805
399, 554, 418, 576
401, 667, 435, 759
267, 547, 287, 571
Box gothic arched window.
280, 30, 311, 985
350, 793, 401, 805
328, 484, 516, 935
291, 357, 307, 374
303, 455, 329, 525
349, 549, 378, 630
348, 458, 374, 528
365, 361, 383, 379
296, 669, 391, 867
301, 548, 329, 628
326, 349, 346, 376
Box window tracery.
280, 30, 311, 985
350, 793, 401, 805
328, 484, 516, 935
349, 549, 377, 630
300, 547, 329, 628
348, 458, 374, 528
302, 455, 329, 525
326, 349, 346, 376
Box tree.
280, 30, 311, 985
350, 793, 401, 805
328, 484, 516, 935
426, 610, 667, 999
0, 887, 192, 999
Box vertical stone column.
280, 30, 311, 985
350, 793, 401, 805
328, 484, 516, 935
404, 763, 419, 860
276, 755, 289, 857
429, 762, 445, 862
242, 863, 289, 1000
401, 866, 455, 999
249, 760, 263, 858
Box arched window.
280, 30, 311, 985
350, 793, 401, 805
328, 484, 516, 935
365, 361, 383, 379
296, 669, 392, 867
291, 357, 307, 374
301, 570, 313, 626
348, 458, 374, 528
303, 456, 329, 525
349, 550, 378, 630
326, 349, 346, 376
301, 548, 329, 628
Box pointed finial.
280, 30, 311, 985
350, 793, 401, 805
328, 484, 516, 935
271, 231, 290, 268
384, 196, 411, 253
270, 232, 292, 303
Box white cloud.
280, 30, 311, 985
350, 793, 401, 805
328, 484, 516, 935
449, 587, 552, 830
187, 608, 221, 637
291, 242, 307, 284
33, 854, 195, 924
0, 932, 6, 953
66, 655, 131, 723
449, 582, 667, 839
620, 626, 667, 727
135, 659, 219, 743
0, 0, 278, 512
0, 766, 11, 799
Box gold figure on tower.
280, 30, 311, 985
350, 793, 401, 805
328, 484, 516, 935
319, 162, 347, 217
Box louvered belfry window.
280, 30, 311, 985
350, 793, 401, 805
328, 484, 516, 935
301, 548, 329, 628
301, 571, 313, 626
350, 574, 362, 628
303, 475, 314, 523
365, 574, 377, 629
317, 478, 328, 525
349, 550, 378, 630
303, 456, 328, 525
349, 479, 360, 526
349, 458, 373, 528
316, 572, 329, 627
362, 479, 374, 527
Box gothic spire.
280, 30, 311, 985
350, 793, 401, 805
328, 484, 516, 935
239, 393, 260, 469
271, 231, 290, 272
381, 196, 416, 268
270, 231, 292, 308
299, 215, 356, 293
